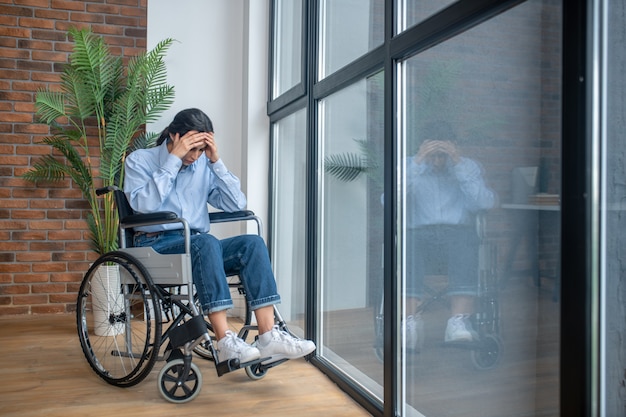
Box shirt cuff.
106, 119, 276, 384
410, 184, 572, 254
209, 158, 229, 177
164, 153, 183, 173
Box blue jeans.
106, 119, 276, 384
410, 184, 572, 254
133, 230, 281, 314
407, 224, 479, 298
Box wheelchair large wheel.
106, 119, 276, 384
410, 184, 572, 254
470, 334, 503, 370
77, 251, 162, 387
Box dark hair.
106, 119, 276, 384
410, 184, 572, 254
421, 120, 456, 142
156, 108, 214, 145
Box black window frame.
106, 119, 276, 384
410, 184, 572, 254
266, 0, 594, 415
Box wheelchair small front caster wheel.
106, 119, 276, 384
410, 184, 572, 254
470, 334, 502, 370
158, 359, 203, 403
245, 363, 267, 381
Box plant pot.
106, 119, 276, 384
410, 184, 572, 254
92, 264, 125, 336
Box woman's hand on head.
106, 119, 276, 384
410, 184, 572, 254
203, 132, 219, 163
169, 131, 213, 160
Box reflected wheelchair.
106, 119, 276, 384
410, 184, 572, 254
373, 214, 502, 369
76, 186, 293, 403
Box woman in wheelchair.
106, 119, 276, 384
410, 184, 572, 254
405, 135, 496, 350
124, 108, 315, 365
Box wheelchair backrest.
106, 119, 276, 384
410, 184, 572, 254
112, 189, 135, 248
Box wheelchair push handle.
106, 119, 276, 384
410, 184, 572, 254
95, 185, 119, 196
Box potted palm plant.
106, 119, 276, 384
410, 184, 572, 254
23, 27, 175, 255
24, 27, 175, 336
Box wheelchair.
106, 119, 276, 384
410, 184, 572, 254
373, 214, 503, 370
76, 186, 294, 403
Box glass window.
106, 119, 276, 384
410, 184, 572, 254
398, 1, 561, 415
318, 71, 385, 400
602, 0, 626, 415
318, 0, 384, 79
396, 0, 458, 33
271, 109, 308, 335
272, 0, 303, 99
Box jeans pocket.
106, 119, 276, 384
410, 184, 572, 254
133, 234, 159, 248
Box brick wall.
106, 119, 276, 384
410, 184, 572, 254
0, 0, 147, 315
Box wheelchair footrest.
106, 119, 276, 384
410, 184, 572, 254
215, 357, 271, 377
169, 315, 207, 349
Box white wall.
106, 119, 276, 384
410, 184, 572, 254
147, 0, 270, 235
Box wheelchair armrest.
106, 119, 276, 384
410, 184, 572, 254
120, 211, 179, 228
209, 210, 263, 237
209, 210, 256, 223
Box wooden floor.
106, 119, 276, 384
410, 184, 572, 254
0, 314, 369, 417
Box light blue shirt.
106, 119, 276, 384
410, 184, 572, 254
406, 156, 495, 228
124, 141, 246, 233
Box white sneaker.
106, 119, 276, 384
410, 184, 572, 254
444, 314, 476, 342
405, 314, 424, 352
217, 330, 261, 363
256, 325, 316, 364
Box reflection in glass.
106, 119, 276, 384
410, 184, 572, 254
271, 109, 307, 333
399, 1, 561, 416
272, 0, 303, 99
318, 0, 384, 79
396, 0, 457, 33
603, 0, 626, 415
319, 71, 384, 400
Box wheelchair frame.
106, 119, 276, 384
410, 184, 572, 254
76, 186, 291, 403
373, 214, 503, 370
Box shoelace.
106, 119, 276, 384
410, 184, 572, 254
270, 326, 299, 346
221, 330, 247, 350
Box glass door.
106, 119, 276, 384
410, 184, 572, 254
397, 1, 562, 415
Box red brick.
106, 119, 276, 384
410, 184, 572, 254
19, 17, 56, 29
29, 242, 63, 251
69, 12, 104, 23
34, 9, 69, 20
87, 3, 120, 14
11, 209, 46, 219
13, 231, 47, 240
0, 5, 33, 17
13, 294, 48, 305
15, 0, 51, 8
32, 283, 65, 293
30, 199, 65, 209
50, 0, 85, 11
0, 27, 30, 38
0, 113, 34, 123
0, 285, 30, 295
49, 293, 75, 303
50, 272, 84, 282
29, 220, 63, 230
16, 252, 51, 262
0, 15, 18, 26
32, 262, 66, 272
14, 273, 49, 283
0, 262, 30, 272
0, 306, 30, 315
0, 220, 28, 229
46, 210, 82, 219
51, 251, 85, 261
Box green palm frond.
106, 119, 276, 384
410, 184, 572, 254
34, 90, 66, 124
324, 153, 366, 182
23, 27, 174, 254
22, 154, 71, 183
130, 132, 158, 152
